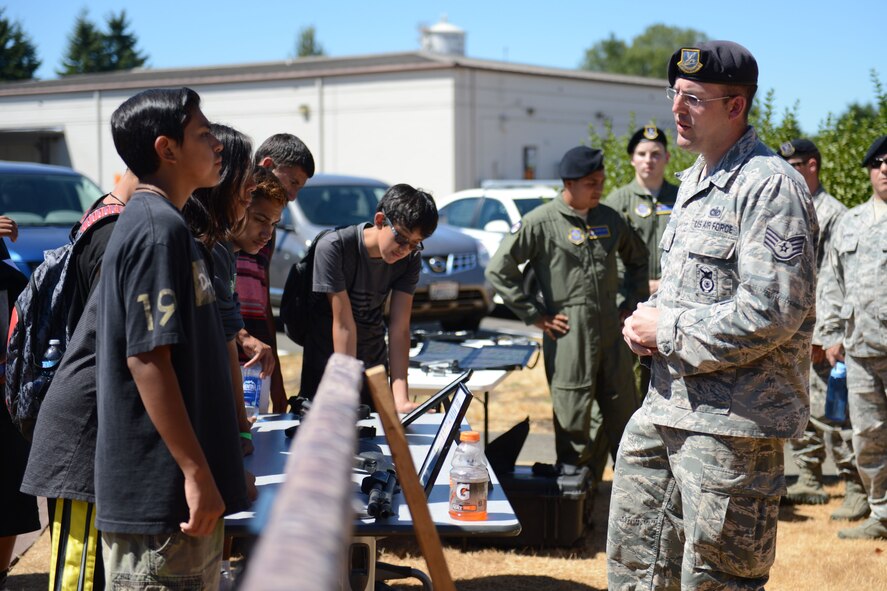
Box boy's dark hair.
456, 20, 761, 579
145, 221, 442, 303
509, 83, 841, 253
111, 87, 201, 178
377, 183, 438, 238
254, 133, 316, 177
251, 167, 288, 207
184, 123, 253, 248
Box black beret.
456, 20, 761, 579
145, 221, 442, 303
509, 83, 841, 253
862, 135, 887, 167
668, 41, 758, 87
559, 146, 604, 180
627, 126, 668, 155
778, 138, 819, 159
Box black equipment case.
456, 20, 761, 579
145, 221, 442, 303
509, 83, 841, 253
494, 465, 594, 548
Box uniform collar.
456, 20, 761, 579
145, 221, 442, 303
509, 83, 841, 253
554, 194, 592, 221
676, 126, 758, 192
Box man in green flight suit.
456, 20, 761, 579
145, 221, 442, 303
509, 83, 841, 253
605, 125, 679, 296
486, 146, 649, 475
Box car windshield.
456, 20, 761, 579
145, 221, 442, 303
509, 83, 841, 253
0, 172, 103, 226
298, 184, 386, 226
513, 197, 550, 217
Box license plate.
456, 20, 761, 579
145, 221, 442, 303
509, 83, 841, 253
429, 281, 459, 301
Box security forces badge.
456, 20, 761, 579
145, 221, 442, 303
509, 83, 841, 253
568, 227, 586, 245
643, 126, 659, 141
764, 225, 806, 262
677, 48, 703, 74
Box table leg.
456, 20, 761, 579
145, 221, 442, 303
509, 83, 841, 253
483, 391, 489, 447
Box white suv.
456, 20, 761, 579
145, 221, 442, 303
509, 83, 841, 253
436, 181, 560, 303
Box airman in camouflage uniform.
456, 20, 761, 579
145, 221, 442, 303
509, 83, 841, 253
610, 41, 818, 589
776, 139, 866, 517
819, 135, 887, 540
485, 146, 648, 475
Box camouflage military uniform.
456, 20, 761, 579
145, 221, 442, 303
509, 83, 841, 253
607, 127, 818, 589
485, 196, 648, 468
819, 198, 887, 523
790, 188, 855, 477
605, 178, 679, 281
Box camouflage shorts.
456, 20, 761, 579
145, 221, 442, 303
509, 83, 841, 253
102, 521, 223, 590
607, 408, 785, 590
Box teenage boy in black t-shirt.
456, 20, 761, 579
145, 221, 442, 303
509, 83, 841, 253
96, 88, 248, 589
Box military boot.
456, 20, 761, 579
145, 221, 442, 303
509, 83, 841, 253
783, 463, 828, 505
837, 517, 887, 540
831, 478, 870, 521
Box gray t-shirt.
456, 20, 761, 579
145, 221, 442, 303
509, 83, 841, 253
300, 224, 419, 398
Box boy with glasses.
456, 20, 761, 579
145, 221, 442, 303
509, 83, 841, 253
819, 135, 887, 540
299, 183, 438, 412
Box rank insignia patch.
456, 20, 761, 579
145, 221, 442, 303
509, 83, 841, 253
643, 125, 659, 140
568, 227, 585, 244
636, 203, 653, 218
677, 48, 703, 74
587, 225, 611, 240
764, 226, 806, 262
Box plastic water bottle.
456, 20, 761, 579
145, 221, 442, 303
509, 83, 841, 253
449, 430, 489, 521
37, 339, 64, 393
825, 361, 848, 422
242, 366, 262, 422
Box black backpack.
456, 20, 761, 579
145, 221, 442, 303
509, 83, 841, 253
280, 226, 359, 346
5, 204, 122, 440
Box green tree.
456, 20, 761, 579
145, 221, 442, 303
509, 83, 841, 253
295, 25, 325, 58
0, 9, 40, 81
101, 10, 146, 71
57, 9, 104, 76
582, 24, 709, 78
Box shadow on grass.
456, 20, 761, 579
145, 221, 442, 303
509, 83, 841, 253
778, 504, 814, 522
456, 574, 602, 590
6, 572, 49, 591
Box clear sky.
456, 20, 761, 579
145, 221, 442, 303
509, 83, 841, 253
4, 1, 882, 134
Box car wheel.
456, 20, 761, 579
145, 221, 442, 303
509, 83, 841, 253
522, 267, 544, 306
440, 315, 483, 332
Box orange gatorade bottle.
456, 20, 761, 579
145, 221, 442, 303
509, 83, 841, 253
449, 430, 489, 521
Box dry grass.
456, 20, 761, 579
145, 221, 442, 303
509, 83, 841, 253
8, 352, 886, 590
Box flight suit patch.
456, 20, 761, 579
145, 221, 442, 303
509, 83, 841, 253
636, 203, 652, 218
656, 203, 673, 215
587, 226, 611, 240
568, 227, 586, 244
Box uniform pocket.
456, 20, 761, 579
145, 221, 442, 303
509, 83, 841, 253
684, 237, 737, 303
692, 465, 781, 579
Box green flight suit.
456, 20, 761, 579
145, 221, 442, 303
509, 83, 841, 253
485, 196, 649, 468
605, 178, 679, 281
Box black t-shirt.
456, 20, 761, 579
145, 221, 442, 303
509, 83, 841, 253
300, 224, 419, 398
95, 192, 247, 534
21, 218, 117, 502
212, 241, 244, 342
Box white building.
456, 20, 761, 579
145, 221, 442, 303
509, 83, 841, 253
0, 49, 673, 195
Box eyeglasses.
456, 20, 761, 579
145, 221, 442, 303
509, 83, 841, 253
384, 214, 424, 252
787, 160, 808, 169
666, 87, 736, 108
869, 156, 887, 169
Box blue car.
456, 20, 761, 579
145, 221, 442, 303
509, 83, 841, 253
0, 161, 104, 276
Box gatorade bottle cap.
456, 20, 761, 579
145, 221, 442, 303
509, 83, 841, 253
460, 430, 480, 443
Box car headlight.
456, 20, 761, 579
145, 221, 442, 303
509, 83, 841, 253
477, 242, 490, 267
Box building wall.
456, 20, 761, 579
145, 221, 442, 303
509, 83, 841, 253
454, 70, 674, 188
0, 65, 670, 195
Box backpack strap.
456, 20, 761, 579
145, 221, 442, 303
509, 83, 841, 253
77, 204, 124, 237
337, 224, 362, 292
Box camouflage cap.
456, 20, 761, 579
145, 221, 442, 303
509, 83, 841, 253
778, 138, 819, 159
559, 146, 604, 180
862, 135, 887, 167
668, 41, 758, 87
627, 126, 668, 155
